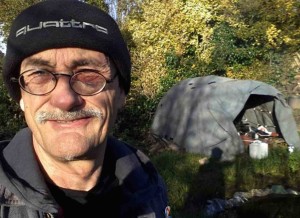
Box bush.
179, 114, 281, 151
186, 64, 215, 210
0, 78, 25, 140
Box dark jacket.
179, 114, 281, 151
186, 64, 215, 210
0, 128, 168, 218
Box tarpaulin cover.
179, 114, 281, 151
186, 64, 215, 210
151, 76, 300, 161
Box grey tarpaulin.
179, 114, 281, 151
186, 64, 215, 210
151, 75, 300, 161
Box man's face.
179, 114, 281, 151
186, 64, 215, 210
19, 48, 125, 161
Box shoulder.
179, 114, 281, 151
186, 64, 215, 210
0, 140, 24, 206
107, 135, 167, 185
106, 136, 154, 175
107, 136, 169, 217
107, 136, 137, 155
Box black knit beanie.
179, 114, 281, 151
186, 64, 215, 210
3, 0, 131, 101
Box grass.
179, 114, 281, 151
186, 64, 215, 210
146, 107, 300, 217
151, 145, 300, 217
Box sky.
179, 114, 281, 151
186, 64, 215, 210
0, 37, 5, 54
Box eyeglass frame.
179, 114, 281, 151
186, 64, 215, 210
10, 61, 118, 96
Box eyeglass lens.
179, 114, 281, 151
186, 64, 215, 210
19, 70, 109, 96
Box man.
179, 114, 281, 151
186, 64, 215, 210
0, 0, 169, 217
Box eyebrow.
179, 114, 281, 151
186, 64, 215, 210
23, 58, 53, 68
70, 59, 105, 68
23, 57, 108, 69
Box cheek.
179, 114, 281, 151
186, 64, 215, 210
95, 88, 122, 112
23, 104, 39, 130
21, 96, 47, 125
92, 90, 123, 129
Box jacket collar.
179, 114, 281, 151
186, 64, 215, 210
3, 128, 47, 190
1, 127, 58, 213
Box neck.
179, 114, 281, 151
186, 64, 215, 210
33, 140, 107, 191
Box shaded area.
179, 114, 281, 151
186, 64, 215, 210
218, 195, 300, 218
151, 147, 300, 217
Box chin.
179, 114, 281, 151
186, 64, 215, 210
57, 144, 104, 162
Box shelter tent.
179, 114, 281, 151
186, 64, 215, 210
151, 75, 300, 161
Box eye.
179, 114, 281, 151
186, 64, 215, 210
23, 69, 53, 85
73, 71, 104, 85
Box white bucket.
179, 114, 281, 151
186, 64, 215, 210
249, 140, 268, 159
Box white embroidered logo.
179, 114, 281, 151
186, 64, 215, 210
16, 19, 108, 37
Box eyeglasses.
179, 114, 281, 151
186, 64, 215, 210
11, 63, 117, 96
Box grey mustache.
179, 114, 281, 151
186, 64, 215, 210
35, 109, 103, 124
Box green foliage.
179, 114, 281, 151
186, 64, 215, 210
0, 53, 25, 139
123, 0, 218, 98
159, 48, 208, 94
114, 91, 158, 145
288, 150, 300, 173
209, 22, 259, 75
0, 0, 41, 40
0, 79, 25, 140
83, 0, 109, 11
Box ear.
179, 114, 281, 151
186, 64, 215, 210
20, 98, 25, 111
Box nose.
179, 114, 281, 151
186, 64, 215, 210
49, 76, 84, 111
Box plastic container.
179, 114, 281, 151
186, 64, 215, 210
249, 140, 268, 159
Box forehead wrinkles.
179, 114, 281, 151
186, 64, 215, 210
21, 49, 108, 70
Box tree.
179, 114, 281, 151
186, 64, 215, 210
225, 0, 300, 50
83, 0, 108, 11
123, 0, 220, 98
0, 0, 40, 40
0, 51, 25, 140
213, 0, 300, 92
116, 0, 143, 23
